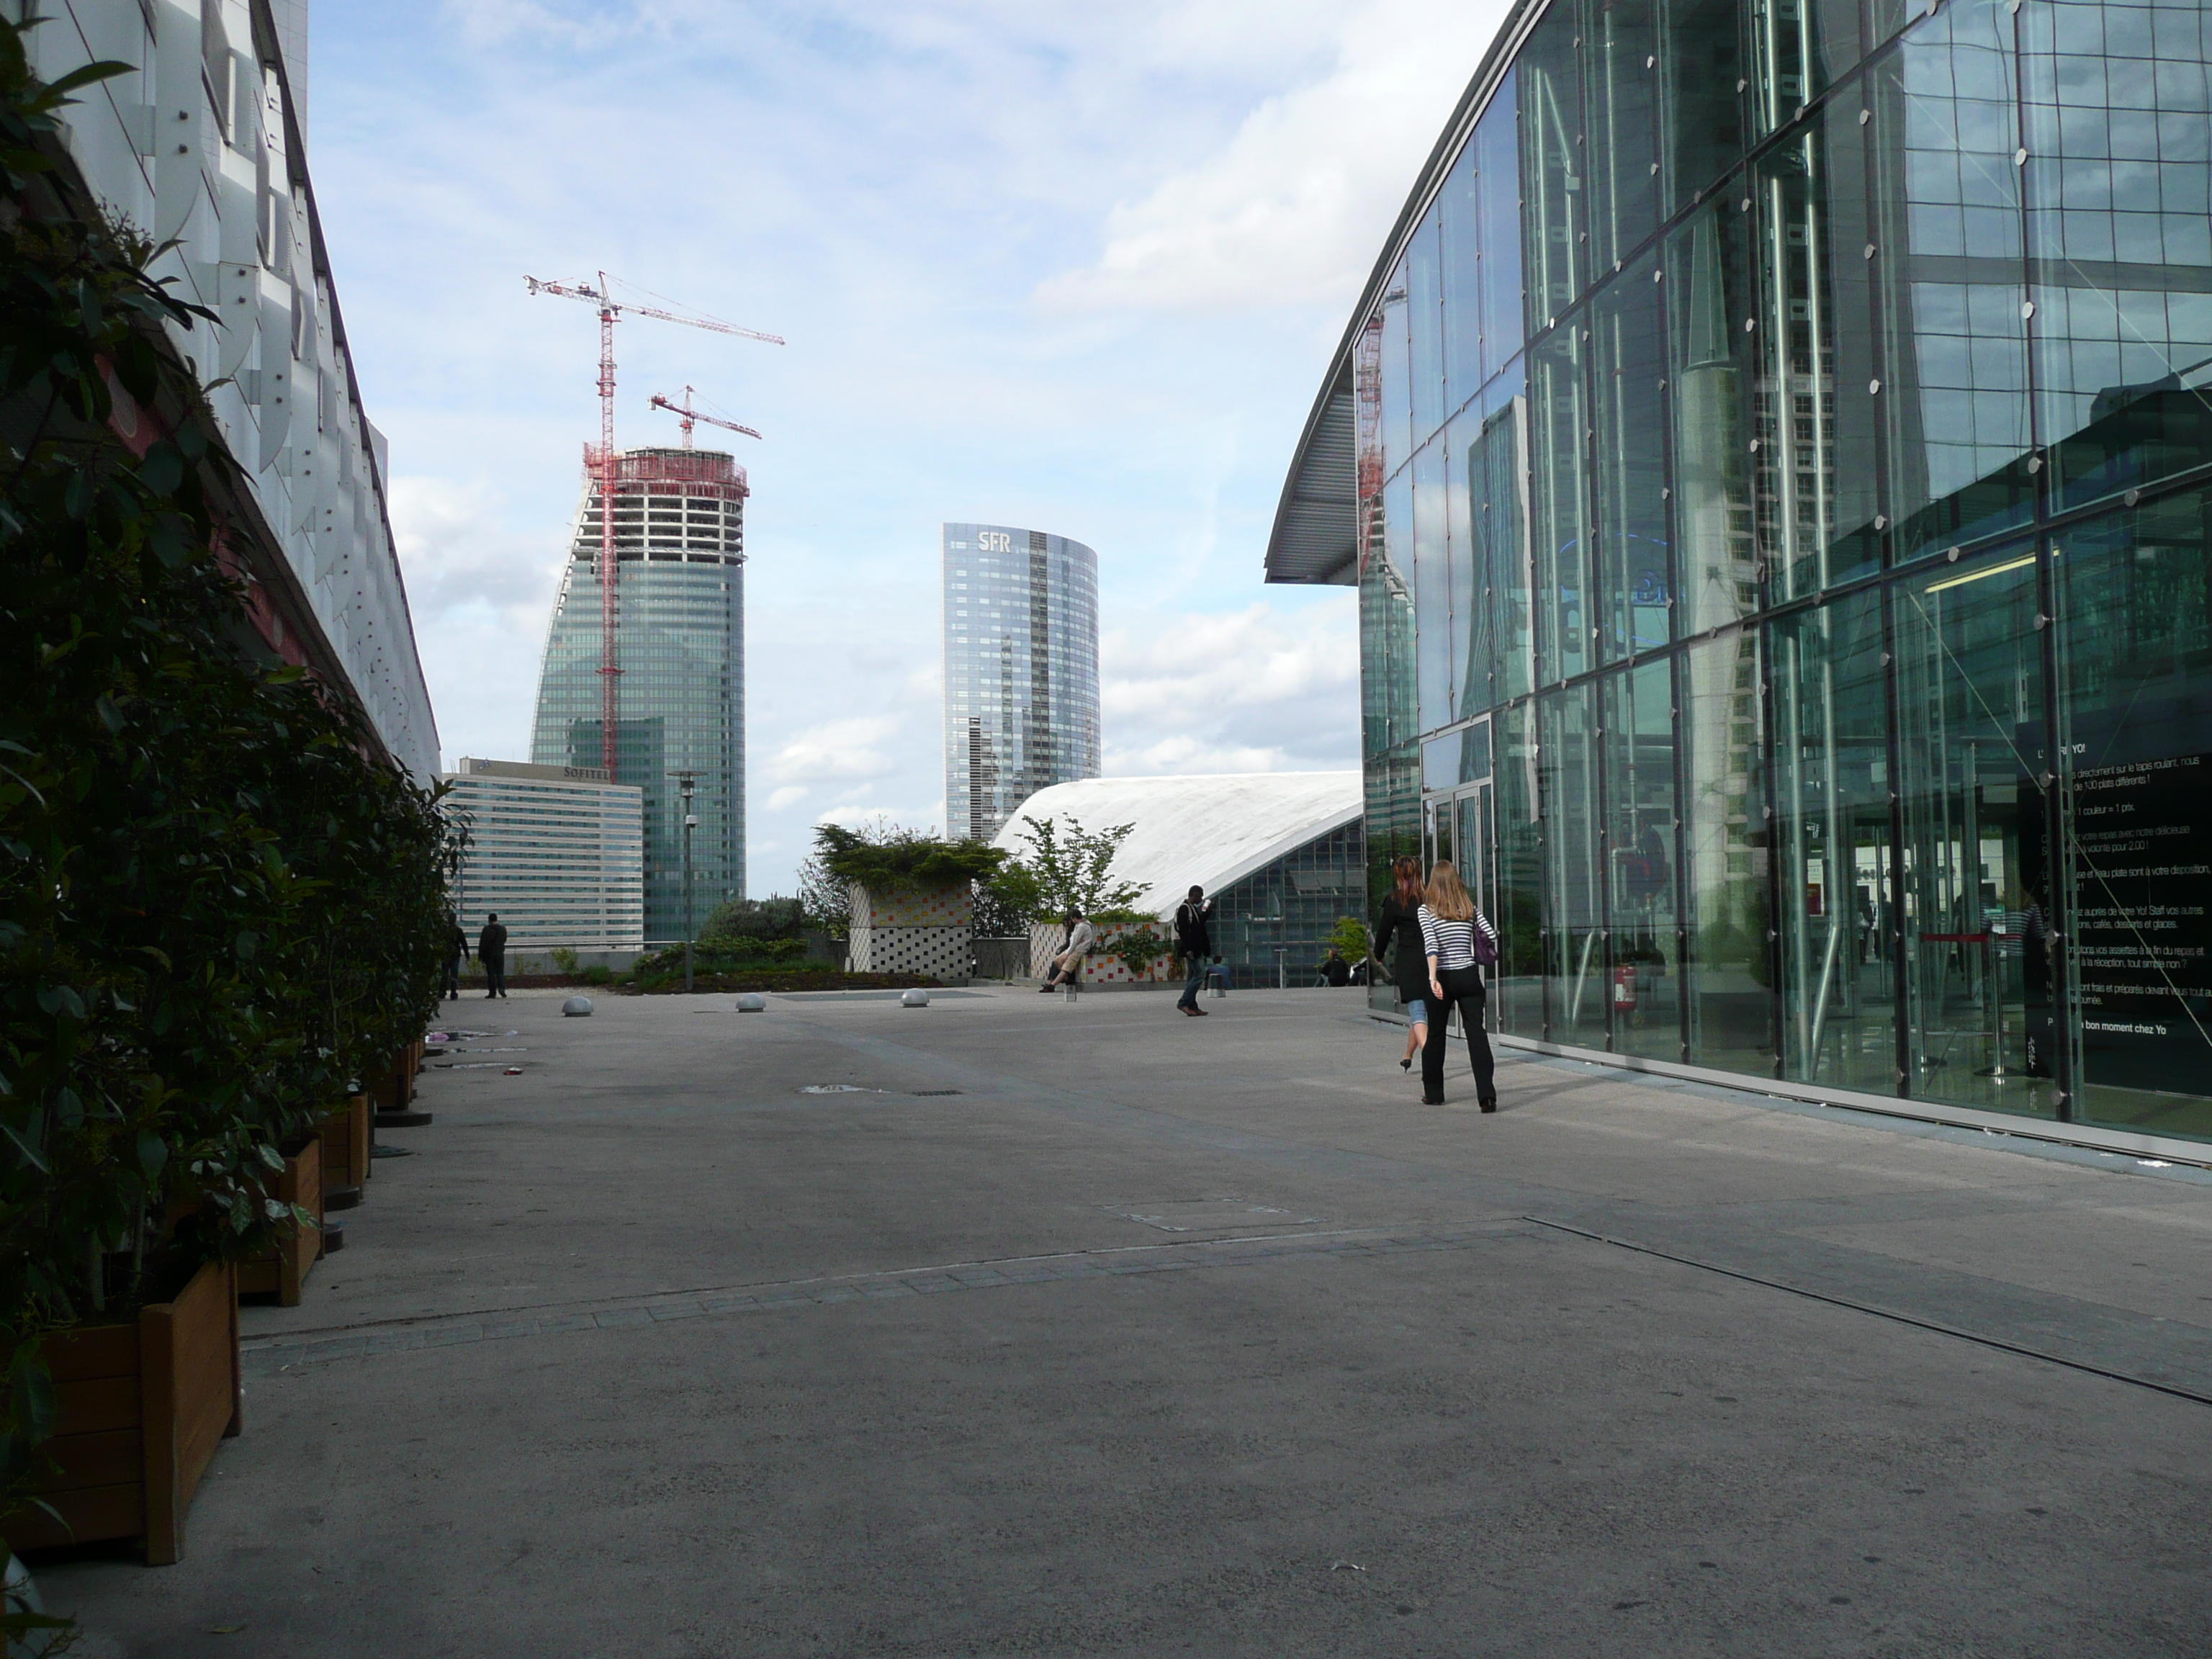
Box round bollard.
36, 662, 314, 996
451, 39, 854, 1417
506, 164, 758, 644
900, 988, 930, 1008
737, 992, 767, 1012
562, 996, 593, 1017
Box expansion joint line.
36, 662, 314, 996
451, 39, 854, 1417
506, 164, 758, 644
1524, 1215, 2212, 1411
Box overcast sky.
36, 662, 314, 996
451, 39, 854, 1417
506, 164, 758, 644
310, 0, 1512, 896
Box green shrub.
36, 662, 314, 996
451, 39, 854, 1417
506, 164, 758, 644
549, 946, 580, 975
581, 964, 613, 986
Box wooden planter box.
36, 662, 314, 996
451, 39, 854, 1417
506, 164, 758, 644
4, 1259, 241, 1565
319, 1094, 371, 1192
235, 1139, 323, 1307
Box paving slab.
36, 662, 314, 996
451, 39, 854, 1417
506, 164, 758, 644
32, 986, 2212, 1657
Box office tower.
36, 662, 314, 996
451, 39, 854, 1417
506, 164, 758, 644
441, 760, 644, 950
943, 523, 1100, 842
531, 447, 745, 943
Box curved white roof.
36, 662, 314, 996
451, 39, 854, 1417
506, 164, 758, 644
991, 773, 1362, 920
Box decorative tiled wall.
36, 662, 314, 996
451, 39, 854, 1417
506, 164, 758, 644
848, 881, 971, 981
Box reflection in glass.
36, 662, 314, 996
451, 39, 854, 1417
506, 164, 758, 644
1541, 683, 1606, 1046
1440, 140, 1484, 421
1771, 588, 1899, 1093
1604, 661, 1681, 1059
1444, 409, 1476, 721
1361, 487, 1420, 1015
1408, 217, 1447, 446
1748, 0, 1863, 140
1593, 256, 1672, 659
1380, 259, 1412, 483
1492, 701, 1545, 1037
1869, 2, 2034, 560
2026, 2, 2212, 511
1531, 325, 1590, 685
1584, 0, 1660, 270
1894, 547, 2054, 1116
1469, 376, 1534, 709
2055, 492, 2212, 1139
1756, 105, 1882, 599
1475, 73, 1526, 379
1658, 0, 1744, 215
1668, 194, 1759, 636
1520, 5, 1586, 331
1413, 444, 1451, 732
1682, 629, 1776, 1073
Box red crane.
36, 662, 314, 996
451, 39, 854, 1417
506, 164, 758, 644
649, 386, 763, 448
525, 272, 783, 778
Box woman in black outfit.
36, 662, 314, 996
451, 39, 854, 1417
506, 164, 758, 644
1419, 860, 1499, 1110
1371, 856, 1431, 1072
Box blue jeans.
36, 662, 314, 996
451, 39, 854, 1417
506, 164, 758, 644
1178, 956, 1208, 1009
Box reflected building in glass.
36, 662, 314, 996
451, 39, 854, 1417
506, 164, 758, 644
1268, 0, 2212, 1149
943, 524, 1102, 841
531, 447, 747, 945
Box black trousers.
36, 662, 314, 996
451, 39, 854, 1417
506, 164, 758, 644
1421, 966, 1496, 1102
485, 956, 507, 997
442, 957, 462, 998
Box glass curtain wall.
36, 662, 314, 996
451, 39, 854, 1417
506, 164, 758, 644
1341, 0, 2212, 1142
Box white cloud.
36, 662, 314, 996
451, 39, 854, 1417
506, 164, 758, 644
766, 784, 809, 811
1038, 0, 1514, 315
765, 716, 905, 786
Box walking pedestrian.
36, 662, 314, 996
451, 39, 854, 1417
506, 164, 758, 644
1418, 861, 1498, 1111
442, 916, 467, 1001
1371, 855, 1429, 1073
1173, 886, 1215, 1017
1039, 910, 1095, 992
479, 912, 509, 999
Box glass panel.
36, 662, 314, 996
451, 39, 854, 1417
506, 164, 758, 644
1604, 660, 1681, 1059
1894, 545, 2056, 1115
1440, 143, 1484, 423
1748, 0, 1865, 140
1469, 370, 1534, 711
2054, 491, 2212, 1141
1444, 408, 1478, 721
1530, 324, 1591, 685
1869, 3, 2034, 562
1493, 701, 1546, 1035
1408, 215, 1447, 446
1771, 588, 1900, 1093
1520, 5, 1586, 331
1667, 192, 1761, 635
2026, 1, 2212, 512
1540, 681, 1607, 1046
1593, 256, 1673, 660
1422, 724, 1491, 793
1756, 102, 1883, 601
1380, 258, 1413, 483
1412, 441, 1452, 733
1585, 0, 1661, 270
1475, 73, 1526, 380
1682, 628, 1778, 1074
1658, 0, 1745, 216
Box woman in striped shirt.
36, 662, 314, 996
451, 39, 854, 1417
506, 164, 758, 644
1418, 860, 1499, 1111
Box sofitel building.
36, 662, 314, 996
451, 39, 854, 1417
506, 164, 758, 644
1267, 0, 2212, 1153
531, 448, 746, 943
943, 523, 1102, 841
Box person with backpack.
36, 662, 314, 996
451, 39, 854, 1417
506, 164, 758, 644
1418, 861, 1498, 1110
1173, 886, 1215, 1016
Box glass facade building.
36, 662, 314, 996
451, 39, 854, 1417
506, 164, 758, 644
1267, 0, 2212, 1149
442, 760, 644, 950
943, 523, 1102, 841
531, 448, 746, 944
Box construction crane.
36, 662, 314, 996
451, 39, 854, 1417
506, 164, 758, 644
524, 271, 783, 778
649, 387, 762, 449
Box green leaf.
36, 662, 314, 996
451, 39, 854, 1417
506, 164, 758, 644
137, 1130, 166, 1180
256, 1142, 284, 1172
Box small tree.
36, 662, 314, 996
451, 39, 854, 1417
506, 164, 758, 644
1328, 916, 1372, 965
999, 816, 1143, 921
702, 894, 806, 943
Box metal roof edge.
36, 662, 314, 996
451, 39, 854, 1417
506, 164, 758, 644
1262, 0, 1557, 586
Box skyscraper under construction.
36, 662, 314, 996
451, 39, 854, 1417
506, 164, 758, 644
531, 447, 745, 943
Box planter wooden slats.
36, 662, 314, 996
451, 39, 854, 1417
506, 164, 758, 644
5, 1259, 241, 1564
235, 1141, 323, 1306
318, 1094, 371, 1192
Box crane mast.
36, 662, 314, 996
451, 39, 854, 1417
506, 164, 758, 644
526, 274, 782, 778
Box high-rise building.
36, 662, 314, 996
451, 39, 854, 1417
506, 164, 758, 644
531, 448, 745, 943
1267, 0, 2212, 1156
441, 760, 644, 950
943, 523, 1101, 842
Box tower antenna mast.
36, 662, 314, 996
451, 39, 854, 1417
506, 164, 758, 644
526, 273, 782, 777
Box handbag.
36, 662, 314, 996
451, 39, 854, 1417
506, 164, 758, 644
1471, 920, 1499, 968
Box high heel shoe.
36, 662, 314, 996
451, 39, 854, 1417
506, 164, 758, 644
1399, 1056, 1413, 1071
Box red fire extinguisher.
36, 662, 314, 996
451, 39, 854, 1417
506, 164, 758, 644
1613, 964, 1638, 1011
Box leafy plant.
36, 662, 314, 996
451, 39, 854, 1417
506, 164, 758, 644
1100, 924, 1171, 980
580, 964, 613, 987
811, 822, 1005, 890
1328, 916, 1372, 965
0, 17, 452, 1595
701, 894, 806, 943
994, 816, 1142, 921
549, 946, 580, 976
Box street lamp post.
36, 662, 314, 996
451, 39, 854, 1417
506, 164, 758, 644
670, 770, 698, 992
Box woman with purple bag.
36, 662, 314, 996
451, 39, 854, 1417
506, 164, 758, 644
1417, 860, 1500, 1111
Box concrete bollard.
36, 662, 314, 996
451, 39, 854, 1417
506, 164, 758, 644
737, 993, 767, 1012
901, 989, 930, 1008
562, 996, 593, 1017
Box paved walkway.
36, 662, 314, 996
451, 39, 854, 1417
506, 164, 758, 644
43, 986, 2212, 1656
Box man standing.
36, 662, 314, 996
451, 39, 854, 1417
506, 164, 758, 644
1174, 886, 1215, 1017
479, 912, 508, 999
443, 916, 467, 1001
